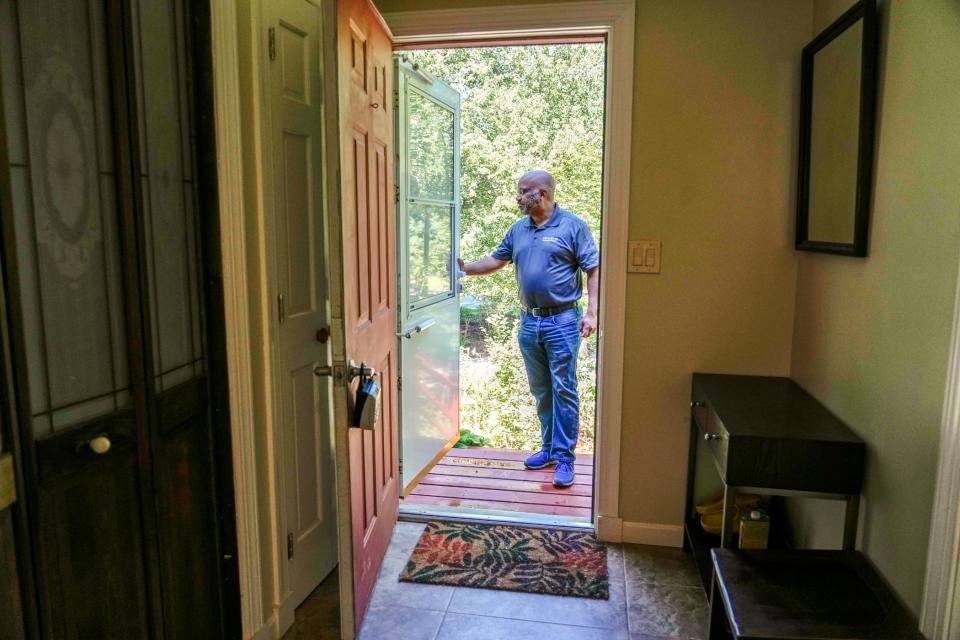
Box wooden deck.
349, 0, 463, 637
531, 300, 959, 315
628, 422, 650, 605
403, 447, 594, 520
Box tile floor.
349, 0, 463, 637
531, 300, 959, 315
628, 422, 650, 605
355, 521, 709, 640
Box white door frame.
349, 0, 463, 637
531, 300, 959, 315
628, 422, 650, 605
920, 254, 960, 638
383, 0, 635, 542
209, 2, 265, 637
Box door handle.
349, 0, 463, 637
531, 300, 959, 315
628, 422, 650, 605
348, 360, 378, 382
396, 318, 436, 339
314, 365, 333, 377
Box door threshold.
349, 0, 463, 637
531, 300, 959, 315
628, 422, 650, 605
399, 503, 593, 531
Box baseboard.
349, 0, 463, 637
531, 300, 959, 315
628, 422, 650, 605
596, 515, 623, 542
621, 520, 684, 547
249, 614, 279, 640
276, 592, 296, 639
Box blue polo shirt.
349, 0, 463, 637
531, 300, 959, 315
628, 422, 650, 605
492, 204, 600, 309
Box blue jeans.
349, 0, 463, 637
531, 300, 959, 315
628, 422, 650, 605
518, 307, 581, 463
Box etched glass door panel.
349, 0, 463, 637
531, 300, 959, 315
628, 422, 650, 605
10, 0, 130, 438
132, 0, 205, 393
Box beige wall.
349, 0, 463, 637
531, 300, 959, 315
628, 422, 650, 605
622, 0, 808, 526
377, 0, 811, 527
789, 0, 960, 614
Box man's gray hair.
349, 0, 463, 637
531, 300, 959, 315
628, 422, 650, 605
521, 169, 556, 198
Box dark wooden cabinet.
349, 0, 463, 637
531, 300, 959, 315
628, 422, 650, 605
685, 374, 866, 593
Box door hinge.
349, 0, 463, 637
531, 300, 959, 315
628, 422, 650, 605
397, 374, 402, 391
287, 532, 294, 560
394, 183, 400, 203
268, 27, 276, 61
278, 294, 285, 324
393, 89, 399, 111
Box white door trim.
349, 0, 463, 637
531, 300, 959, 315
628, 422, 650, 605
209, 1, 264, 636
383, 0, 635, 541
921, 256, 960, 638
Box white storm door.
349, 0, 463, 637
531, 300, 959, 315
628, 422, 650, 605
267, 0, 337, 608
396, 58, 462, 495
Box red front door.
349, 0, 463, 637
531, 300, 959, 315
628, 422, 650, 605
337, 0, 399, 630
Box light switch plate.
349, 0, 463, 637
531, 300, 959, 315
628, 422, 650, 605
627, 240, 661, 273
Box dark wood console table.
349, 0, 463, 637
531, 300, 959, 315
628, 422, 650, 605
684, 374, 866, 593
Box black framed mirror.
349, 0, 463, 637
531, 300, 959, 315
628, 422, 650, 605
796, 0, 878, 257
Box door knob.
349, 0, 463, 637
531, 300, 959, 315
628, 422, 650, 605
314, 365, 333, 377
348, 360, 378, 382
89, 435, 111, 454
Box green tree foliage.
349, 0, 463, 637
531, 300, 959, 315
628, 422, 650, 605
405, 44, 604, 453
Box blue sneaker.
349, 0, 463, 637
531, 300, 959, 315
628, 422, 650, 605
553, 461, 575, 487
524, 450, 557, 470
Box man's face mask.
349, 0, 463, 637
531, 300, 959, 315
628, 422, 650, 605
517, 187, 541, 214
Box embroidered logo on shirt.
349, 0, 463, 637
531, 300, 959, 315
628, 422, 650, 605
541, 236, 562, 244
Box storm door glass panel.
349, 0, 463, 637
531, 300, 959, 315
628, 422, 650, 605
407, 90, 453, 201
10, 0, 130, 436
132, 0, 204, 392
408, 202, 453, 305
406, 89, 455, 310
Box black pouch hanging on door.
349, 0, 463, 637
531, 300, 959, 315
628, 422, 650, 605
353, 372, 381, 429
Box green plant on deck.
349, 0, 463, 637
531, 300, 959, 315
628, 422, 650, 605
453, 428, 491, 448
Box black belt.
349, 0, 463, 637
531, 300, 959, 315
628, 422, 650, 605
523, 301, 578, 318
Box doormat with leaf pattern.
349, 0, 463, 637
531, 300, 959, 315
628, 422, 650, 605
398, 520, 609, 599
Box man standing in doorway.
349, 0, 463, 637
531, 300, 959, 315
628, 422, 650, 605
458, 170, 600, 488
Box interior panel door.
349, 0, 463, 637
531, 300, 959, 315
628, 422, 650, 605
395, 58, 461, 496
266, 0, 338, 608
337, 0, 398, 629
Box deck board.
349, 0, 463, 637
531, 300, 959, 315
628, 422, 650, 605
417, 474, 593, 496
429, 464, 593, 485
402, 447, 595, 518
403, 494, 591, 518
